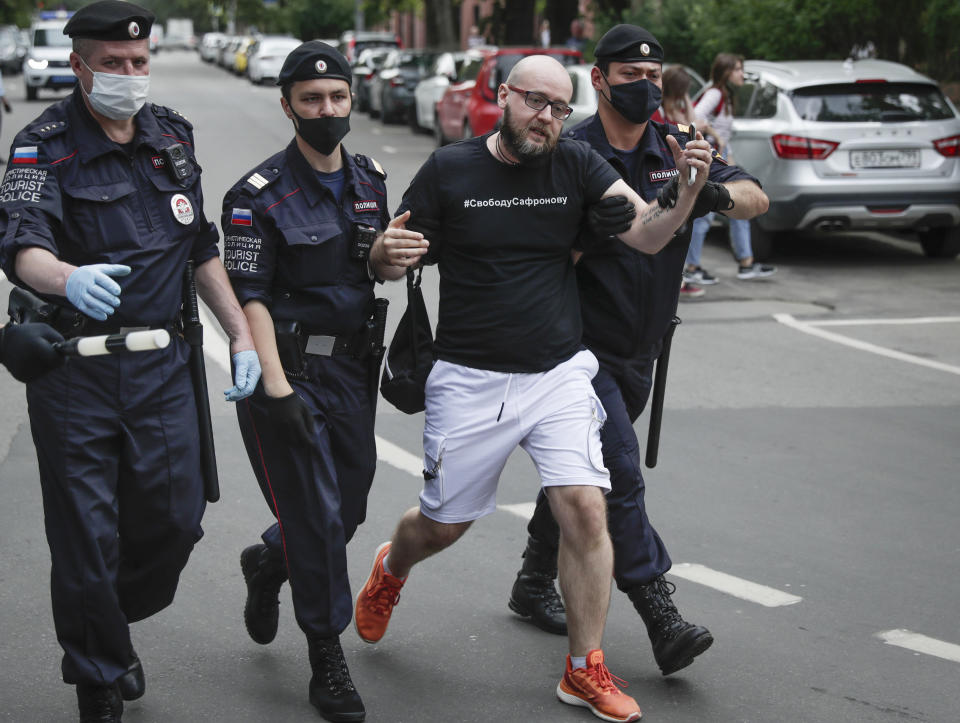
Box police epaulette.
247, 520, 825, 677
27, 120, 68, 141
152, 104, 193, 129
354, 153, 386, 178
243, 166, 281, 195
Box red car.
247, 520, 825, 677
435, 46, 582, 146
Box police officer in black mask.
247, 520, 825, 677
507, 24, 770, 678
221, 41, 425, 722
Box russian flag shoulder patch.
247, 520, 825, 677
12, 146, 38, 164
231, 208, 253, 226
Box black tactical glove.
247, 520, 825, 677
264, 391, 315, 449
587, 195, 636, 238
656, 175, 680, 209
0, 323, 65, 383
690, 180, 734, 218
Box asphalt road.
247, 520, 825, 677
1, 52, 958, 723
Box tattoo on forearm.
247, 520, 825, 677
641, 205, 666, 225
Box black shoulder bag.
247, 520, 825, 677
380, 267, 434, 414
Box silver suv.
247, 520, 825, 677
728, 59, 960, 258
23, 16, 76, 101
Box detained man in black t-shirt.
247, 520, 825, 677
353, 54, 711, 723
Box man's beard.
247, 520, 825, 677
500, 104, 557, 166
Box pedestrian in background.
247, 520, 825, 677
222, 40, 419, 722
684, 52, 777, 284
0, 2, 260, 720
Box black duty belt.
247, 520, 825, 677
302, 333, 362, 357
52, 313, 178, 339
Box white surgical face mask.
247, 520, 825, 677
80, 57, 150, 120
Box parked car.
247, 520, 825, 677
726, 59, 960, 258
435, 46, 581, 146
247, 36, 300, 85
232, 36, 255, 76
199, 32, 225, 63
0, 24, 27, 74
217, 36, 241, 68
368, 48, 442, 124
339, 30, 400, 63
412, 50, 485, 133
352, 47, 392, 113
564, 62, 706, 129
23, 14, 75, 101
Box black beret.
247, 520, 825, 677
594, 24, 664, 64
277, 41, 352, 87
64, 0, 154, 41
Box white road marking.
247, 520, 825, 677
376, 436, 423, 478
774, 313, 960, 376
807, 316, 960, 327
499, 502, 537, 520
876, 629, 960, 663
670, 563, 803, 607
381, 145, 398, 154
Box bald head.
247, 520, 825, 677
506, 54, 573, 101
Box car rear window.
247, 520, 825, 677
459, 56, 485, 81
398, 52, 436, 72
790, 82, 955, 122
33, 28, 71, 47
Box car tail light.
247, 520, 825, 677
390, 76, 404, 87
932, 134, 960, 157
365, 72, 375, 81
396, 36, 403, 49
772, 133, 839, 160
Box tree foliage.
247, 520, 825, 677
596, 0, 959, 83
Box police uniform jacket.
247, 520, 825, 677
221, 140, 389, 335
566, 113, 759, 417
0, 87, 219, 329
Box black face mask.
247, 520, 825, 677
602, 74, 662, 125
291, 110, 350, 155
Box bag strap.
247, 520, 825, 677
406, 266, 423, 371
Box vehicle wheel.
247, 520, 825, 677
381, 93, 393, 124
408, 107, 422, 133
919, 225, 960, 259
26, 85, 37, 101
356, 93, 367, 113
749, 219, 775, 260
434, 112, 447, 147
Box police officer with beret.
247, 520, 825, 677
223, 41, 421, 722
0, 2, 260, 720
508, 24, 769, 676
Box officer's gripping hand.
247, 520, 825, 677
0, 323, 65, 383
264, 392, 315, 449
588, 195, 636, 239
690, 180, 734, 218
225, 349, 261, 401
65, 264, 131, 321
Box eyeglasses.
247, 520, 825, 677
506, 84, 573, 121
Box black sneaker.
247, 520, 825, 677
508, 571, 568, 635
308, 636, 365, 722
240, 543, 288, 645
116, 649, 145, 701
683, 266, 719, 285
629, 576, 714, 676
77, 683, 123, 723
737, 262, 777, 280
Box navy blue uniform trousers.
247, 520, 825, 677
236, 354, 376, 638
528, 365, 671, 591
25, 339, 204, 685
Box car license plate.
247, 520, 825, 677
52, 75, 76, 83
850, 149, 921, 169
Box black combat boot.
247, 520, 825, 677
116, 648, 144, 701
76, 683, 123, 723
307, 636, 365, 722
629, 575, 714, 675
508, 535, 567, 635
240, 543, 289, 645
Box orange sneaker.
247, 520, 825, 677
557, 649, 642, 722
354, 542, 404, 643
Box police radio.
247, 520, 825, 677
351, 223, 377, 261
160, 143, 193, 185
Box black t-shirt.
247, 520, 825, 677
398, 134, 619, 373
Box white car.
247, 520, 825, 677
729, 59, 960, 258
247, 36, 301, 85
23, 15, 75, 101
412, 51, 479, 132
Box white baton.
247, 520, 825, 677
55, 329, 171, 357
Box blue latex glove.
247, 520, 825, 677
225, 349, 261, 401
65, 264, 131, 320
